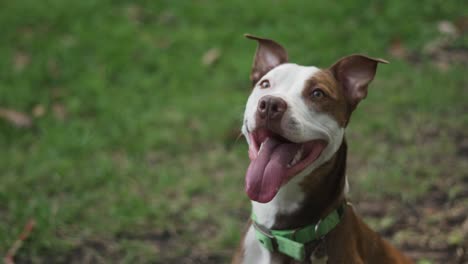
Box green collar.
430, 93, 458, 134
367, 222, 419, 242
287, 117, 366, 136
251, 203, 346, 261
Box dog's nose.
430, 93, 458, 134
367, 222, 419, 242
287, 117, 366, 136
257, 96, 287, 120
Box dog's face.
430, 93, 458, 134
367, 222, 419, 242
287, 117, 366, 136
241, 35, 387, 203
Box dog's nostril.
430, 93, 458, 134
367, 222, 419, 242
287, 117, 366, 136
259, 101, 266, 110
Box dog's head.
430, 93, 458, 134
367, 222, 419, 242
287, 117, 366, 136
242, 35, 387, 203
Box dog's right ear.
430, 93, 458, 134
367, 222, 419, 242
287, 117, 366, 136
245, 34, 288, 85
330, 55, 388, 111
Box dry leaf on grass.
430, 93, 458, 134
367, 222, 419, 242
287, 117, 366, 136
437, 20, 458, 36
4, 219, 36, 264
13, 51, 30, 72
202, 48, 221, 66
0, 108, 33, 128
52, 103, 67, 121
388, 37, 408, 59
32, 104, 46, 118
125, 4, 144, 24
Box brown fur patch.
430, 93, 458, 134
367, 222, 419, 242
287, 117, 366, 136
302, 70, 351, 127
299, 146, 339, 193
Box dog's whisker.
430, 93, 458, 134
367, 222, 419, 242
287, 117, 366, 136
235, 132, 245, 143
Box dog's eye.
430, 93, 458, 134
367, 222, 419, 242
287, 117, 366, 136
259, 80, 270, 89
311, 89, 325, 98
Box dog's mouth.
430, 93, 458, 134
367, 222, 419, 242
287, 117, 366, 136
246, 128, 327, 203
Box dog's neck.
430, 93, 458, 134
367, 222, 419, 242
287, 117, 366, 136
251, 140, 348, 230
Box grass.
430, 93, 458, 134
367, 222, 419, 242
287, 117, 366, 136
0, 0, 467, 263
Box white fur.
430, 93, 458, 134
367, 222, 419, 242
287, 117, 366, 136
344, 175, 350, 195
243, 226, 275, 264
311, 254, 328, 264
241, 64, 346, 263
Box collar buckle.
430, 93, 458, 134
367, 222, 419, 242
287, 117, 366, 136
314, 219, 322, 235
252, 221, 278, 252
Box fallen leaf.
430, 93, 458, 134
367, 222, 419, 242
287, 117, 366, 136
423, 37, 448, 55
388, 38, 408, 59
462, 218, 468, 235
437, 20, 458, 36
434, 61, 450, 72
202, 48, 221, 66
32, 104, 46, 118
0, 108, 33, 128
4, 219, 35, 264
52, 103, 67, 121
13, 51, 30, 72
125, 4, 143, 24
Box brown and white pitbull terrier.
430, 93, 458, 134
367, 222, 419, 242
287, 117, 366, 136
232, 35, 413, 264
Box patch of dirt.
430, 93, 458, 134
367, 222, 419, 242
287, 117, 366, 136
356, 176, 468, 263
37, 229, 225, 264
455, 132, 468, 158
351, 118, 468, 263
115, 230, 172, 242
356, 120, 468, 263
63, 239, 121, 264
160, 254, 225, 264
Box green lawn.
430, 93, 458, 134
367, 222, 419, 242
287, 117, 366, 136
0, 1, 467, 263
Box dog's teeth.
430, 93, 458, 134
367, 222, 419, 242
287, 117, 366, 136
294, 147, 303, 163
288, 146, 304, 168
258, 138, 268, 154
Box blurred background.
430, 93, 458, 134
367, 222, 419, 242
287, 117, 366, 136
0, 0, 467, 263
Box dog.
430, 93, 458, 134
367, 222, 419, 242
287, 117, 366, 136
232, 35, 413, 264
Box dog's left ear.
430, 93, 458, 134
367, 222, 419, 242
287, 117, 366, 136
330, 55, 388, 111
245, 34, 288, 85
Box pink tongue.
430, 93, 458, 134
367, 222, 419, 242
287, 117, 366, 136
245, 137, 301, 203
